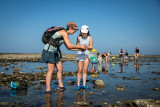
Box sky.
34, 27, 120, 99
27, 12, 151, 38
0, 0, 160, 55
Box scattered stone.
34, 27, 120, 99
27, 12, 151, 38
116, 85, 124, 88
116, 87, 125, 91
113, 76, 119, 78
116, 101, 123, 106
74, 101, 90, 106
66, 81, 75, 85
10, 66, 15, 68
103, 102, 107, 105
14, 62, 18, 65
94, 79, 105, 88
34, 85, 42, 90
14, 68, 22, 71
152, 88, 159, 91
35, 67, 41, 69
40, 80, 46, 84
134, 99, 160, 107
142, 80, 148, 83
131, 76, 137, 78
5, 68, 9, 70
110, 73, 115, 75
1, 72, 5, 77
153, 77, 159, 80
0, 102, 10, 106
89, 92, 95, 95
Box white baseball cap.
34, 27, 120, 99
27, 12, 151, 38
81, 25, 89, 33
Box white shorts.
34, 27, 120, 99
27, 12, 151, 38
77, 54, 88, 61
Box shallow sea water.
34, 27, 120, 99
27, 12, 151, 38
0, 57, 160, 106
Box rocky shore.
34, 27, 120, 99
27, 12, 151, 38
0, 53, 160, 106
0, 53, 77, 62
1, 69, 160, 106
0, 53, 160, 62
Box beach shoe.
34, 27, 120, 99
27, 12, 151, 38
57, 87, 66, 92
82, 86, 90, 90
76, 86, 81, 90
46, 90, 53, 94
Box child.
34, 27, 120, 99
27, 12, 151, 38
76, 25, 93, 90
89, 49, 98, 73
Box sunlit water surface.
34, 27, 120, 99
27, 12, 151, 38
0, 57, 160, 106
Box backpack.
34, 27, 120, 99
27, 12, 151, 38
42, 26, 65, 58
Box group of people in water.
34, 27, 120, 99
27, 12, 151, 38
118, 47, 140, 61
41, 21, 141, 93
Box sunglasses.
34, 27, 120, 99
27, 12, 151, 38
72, 27, 78, 31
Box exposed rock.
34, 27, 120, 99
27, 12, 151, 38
152, 88, 159, 91
116, 87, 125, 91
0, 102, 10, 106
14, 68, 22, 71
74, 101, 90, 106
89, 92, 95, 95
34, 85, 42, 90
40, 80, 46, 85
94, 79, 105, 87
134, 99, 160, 107
5, 68, 9, 70
66, 81, 75, 85
35, 67, 41, 69
1, 72, 5, 77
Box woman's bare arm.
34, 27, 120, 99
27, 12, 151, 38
58, 30, 86, 50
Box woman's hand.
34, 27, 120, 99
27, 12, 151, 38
79, 45, 88, 50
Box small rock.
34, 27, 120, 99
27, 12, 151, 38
131, 76, 137, 78
89, 92, 95, 95
1, 72, 5, 77
104, 102, 107, 105
14, 68, 22, 71
153, 77, 159, 80
0, 102, 10, 106
40, 80, 46, 84
116, 87, 125, 91
142, 80, 148, 83
34, 85, 42, 90
116, 85, 124, 88
110, 73, 115, 75
94, 79, 105, 87
5, 68, 9, 70
152, 88, 159, 91
35, 67, 41, 69
66, 81, 74, 85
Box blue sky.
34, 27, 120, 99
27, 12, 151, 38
0, 0, 160, 55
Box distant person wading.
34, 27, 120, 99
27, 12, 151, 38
41, 21, 87, 93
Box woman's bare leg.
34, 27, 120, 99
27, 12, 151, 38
56, 61, 64, 87
46, 63, 55, 91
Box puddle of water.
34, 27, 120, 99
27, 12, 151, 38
0, 58, 160, 106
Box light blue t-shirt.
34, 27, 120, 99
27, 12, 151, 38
43, 32, 64, 53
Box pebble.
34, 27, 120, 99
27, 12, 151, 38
152, 88, 159, 91
89, 92, 95, 95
